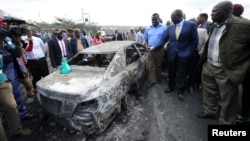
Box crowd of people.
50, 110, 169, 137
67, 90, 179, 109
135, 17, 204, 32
143, 0, 250, 126
0, 0, 249, 140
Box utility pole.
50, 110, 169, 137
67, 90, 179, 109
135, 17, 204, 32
81, 9, 90, 30
83, 12, 90, 23
81, 9, 85, 25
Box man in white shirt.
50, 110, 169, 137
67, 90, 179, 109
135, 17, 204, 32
22, 27, 49, 89
136, 27, 144, 44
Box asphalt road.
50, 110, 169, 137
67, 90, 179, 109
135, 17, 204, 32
87, 79, 218, 141
7, 75, 218, 141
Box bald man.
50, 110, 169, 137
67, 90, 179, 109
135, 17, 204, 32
197, 1, 250, 124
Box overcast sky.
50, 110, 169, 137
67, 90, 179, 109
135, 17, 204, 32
1, 0, 250, 26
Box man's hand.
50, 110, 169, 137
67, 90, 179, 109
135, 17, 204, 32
11, 35, 22, 46
23, 72, 29, 78
0, 73, 7, 84
147, 46, 154, 52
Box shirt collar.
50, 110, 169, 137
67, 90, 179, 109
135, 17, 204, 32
150, 23, 163, 28
176, 19, 184, 26
56, 37, 63, 41
214, 16, 232, 28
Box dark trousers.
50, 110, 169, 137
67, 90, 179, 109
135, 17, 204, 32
11, 73, 29, 119
6, 64, 29, 118
187, 52, 200, 88
241, 71, 250, 117
196, 61, 203, 88
168, 54, 188, 94
27, 57, 49, 88
147, 47, 164, 83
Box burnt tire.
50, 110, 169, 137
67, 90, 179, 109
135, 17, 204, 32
122, 94, 130, 109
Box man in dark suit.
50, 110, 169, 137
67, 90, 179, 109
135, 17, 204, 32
48, 29, 73, 68
112, 29, 123, 41
164, 9, 198, 102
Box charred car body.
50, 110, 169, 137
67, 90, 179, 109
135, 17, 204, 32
36, 41, 148, 134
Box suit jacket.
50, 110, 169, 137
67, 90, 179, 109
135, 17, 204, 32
201, 16, 250, 84
48, 38, 73, 68
112, 33, 123, 41
166, 21, 198, 63
70, 37, 89, 56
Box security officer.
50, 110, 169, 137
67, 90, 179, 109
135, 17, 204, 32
0, 26, 31, 140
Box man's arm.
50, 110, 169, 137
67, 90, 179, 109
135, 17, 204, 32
39, 37, 46, 55
190, 23, 199, 54
7, 35, 23, 57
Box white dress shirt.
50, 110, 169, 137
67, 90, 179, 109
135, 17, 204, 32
22, 36, 46, 60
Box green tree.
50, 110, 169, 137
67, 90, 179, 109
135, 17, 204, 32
36, 22, 51, 30
32, 17, 102, 35
53, 17, 75, 29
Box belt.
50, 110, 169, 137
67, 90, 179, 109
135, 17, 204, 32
27, 57, 46, 61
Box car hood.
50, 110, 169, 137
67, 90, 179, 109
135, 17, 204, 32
36, 65, 105, 100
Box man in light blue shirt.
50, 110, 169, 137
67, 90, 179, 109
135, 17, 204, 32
144, 13, 167, 88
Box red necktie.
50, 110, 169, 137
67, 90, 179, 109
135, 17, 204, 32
25, 40, 33, 52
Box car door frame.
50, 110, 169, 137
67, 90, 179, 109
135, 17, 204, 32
125, 43, 147, 90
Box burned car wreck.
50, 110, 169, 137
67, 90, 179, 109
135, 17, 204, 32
36, 41, 148, 135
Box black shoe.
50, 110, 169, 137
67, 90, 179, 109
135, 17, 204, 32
196, 111, 216, 119
188, 87, 193, 94
235, 114, 250, 124
178, 93, 184, 102
147, 82, 156, 88
164, 88, 173, 93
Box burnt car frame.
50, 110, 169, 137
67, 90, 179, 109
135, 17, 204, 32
36, 41, 148, 134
